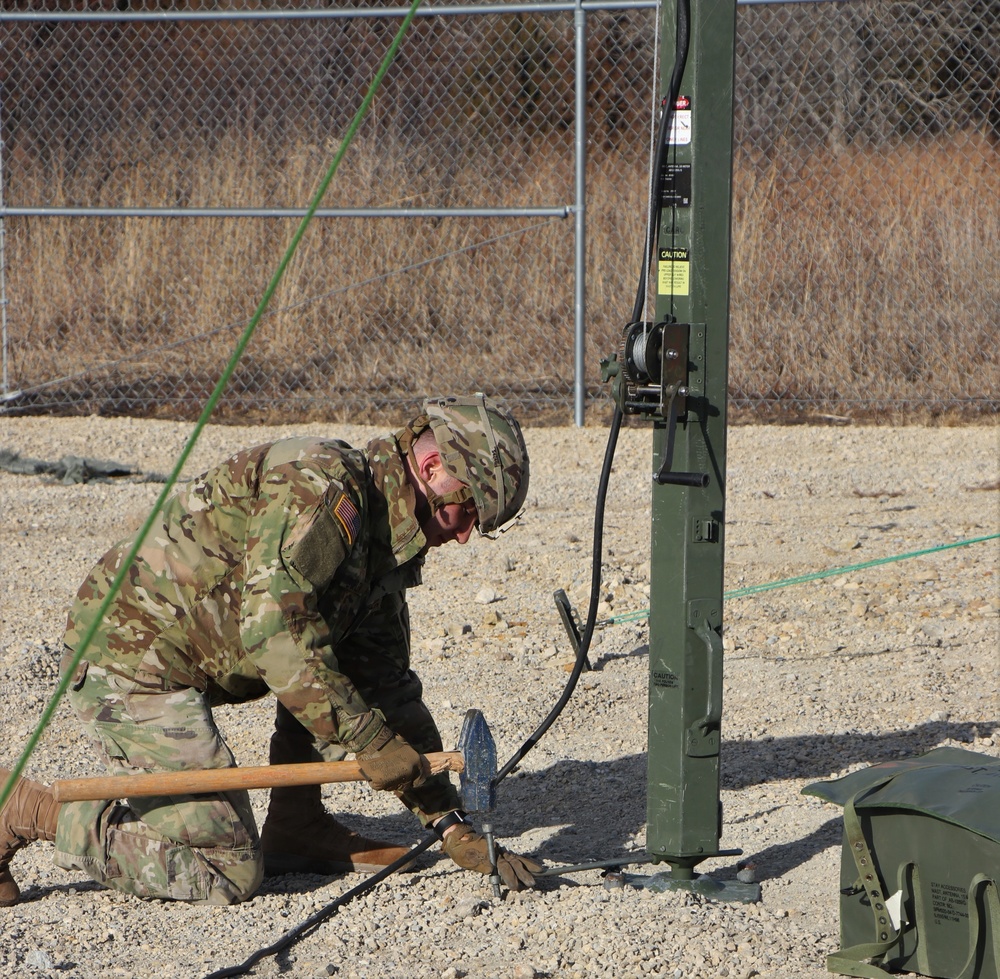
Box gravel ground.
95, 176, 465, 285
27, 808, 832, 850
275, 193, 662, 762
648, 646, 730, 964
0, 416, 997, 979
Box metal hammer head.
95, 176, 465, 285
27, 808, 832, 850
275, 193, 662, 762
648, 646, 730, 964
457, 708, 497, 813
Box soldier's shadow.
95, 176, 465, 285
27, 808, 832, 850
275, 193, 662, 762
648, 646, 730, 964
493, 755, 648, 865
276, 717, 995, 894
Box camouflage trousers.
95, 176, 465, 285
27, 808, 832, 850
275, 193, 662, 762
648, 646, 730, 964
54, 652, 263, 905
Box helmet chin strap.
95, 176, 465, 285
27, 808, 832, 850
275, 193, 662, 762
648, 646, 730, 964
421, 480, 473, 516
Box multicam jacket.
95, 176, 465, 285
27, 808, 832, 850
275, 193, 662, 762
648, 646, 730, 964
63, 434, 428, 753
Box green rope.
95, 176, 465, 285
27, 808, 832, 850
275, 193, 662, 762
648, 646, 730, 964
600, 532, 1000, 627
0, 0, 424, 811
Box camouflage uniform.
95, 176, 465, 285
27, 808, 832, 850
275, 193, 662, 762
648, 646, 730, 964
57, 431, 465, 904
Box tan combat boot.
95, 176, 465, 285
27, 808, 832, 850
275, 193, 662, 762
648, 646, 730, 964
260, 785, 415, 876
0, 767, 61, 907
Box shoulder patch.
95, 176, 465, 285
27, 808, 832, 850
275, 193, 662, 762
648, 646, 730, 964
331, 492, 361, 546
284, 500, 354, 590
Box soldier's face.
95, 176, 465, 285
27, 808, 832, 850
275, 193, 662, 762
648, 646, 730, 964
422, 477, 479, 548
423, 500, 478, 548
420, 486, 479, 547
412, 446, 479, 548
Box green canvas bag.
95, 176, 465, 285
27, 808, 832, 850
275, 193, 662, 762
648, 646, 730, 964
803, 746, 1000, 979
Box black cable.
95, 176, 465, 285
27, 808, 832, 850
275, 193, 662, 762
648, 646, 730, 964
202, 834, 438, 979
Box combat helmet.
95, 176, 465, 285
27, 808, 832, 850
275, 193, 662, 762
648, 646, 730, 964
422, 393, 529, 535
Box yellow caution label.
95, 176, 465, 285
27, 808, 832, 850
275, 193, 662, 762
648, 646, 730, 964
658, 247, 690, 297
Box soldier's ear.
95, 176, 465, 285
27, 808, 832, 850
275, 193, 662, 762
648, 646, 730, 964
414, 447, 443, 486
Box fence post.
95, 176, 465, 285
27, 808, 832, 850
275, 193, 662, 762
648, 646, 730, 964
0, 82, 8, 399
574, 0, 588, 426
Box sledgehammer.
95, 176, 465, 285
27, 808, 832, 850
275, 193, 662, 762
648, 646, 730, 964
50, 752, 464, 802
50, 710, 498, 810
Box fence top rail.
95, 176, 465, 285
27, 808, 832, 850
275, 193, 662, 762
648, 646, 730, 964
0, 207, 574, 220
0, 2, 645, 22
0, 0, 848, 23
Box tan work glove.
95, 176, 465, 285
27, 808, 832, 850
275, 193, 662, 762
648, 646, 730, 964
356, 731, 427, 792
442, 826, 542, 891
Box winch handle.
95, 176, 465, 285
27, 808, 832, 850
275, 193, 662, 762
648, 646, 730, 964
654, 385, 709, 487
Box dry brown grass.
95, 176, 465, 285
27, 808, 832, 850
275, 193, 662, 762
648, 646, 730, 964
729, 133, 998, 418
4, 131, 997, 422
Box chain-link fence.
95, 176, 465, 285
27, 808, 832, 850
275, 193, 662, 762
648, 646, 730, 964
0, 0, 996, 424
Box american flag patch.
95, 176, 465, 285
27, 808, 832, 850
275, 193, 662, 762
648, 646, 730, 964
332, 493, 361, 545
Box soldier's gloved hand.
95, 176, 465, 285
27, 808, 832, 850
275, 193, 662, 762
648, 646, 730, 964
356, 731, 427, 792
442, 826, 542, 891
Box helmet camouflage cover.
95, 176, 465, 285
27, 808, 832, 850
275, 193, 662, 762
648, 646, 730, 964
423, 393, 529, 535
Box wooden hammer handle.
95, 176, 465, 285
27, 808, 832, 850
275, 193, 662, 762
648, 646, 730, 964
51, 751, 464, 802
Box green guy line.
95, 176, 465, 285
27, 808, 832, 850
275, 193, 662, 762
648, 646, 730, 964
600, 533, 1000, 627
0, 0, 424, 812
